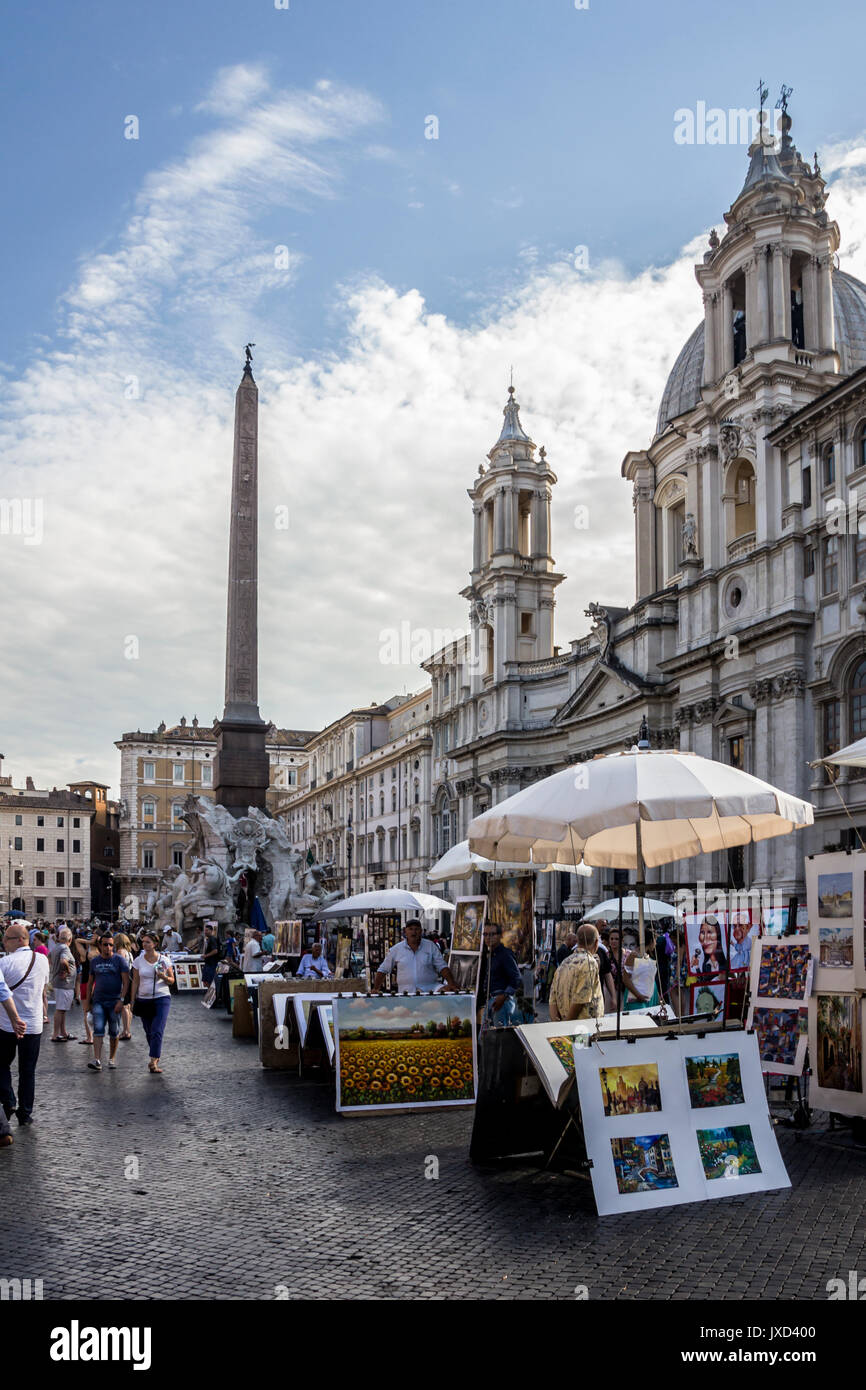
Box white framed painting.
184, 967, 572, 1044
448, 951, 482, 993
746, 1003, 808, 1076
292, 991, 337, 1046
573, 1029, 790, 1216
808, 992, 865, 1118
806, 851, 865, 993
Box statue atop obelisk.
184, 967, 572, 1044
213, 345, 270, 818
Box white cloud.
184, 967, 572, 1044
195, 63, 271, 116
4, 102, 866, 793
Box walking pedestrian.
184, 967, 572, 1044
0, 975, 26, 1148
129, 931, 175, 1074
113, 932, 135, 1040
201, 924, 220, 987
0, 921, 50, 1128
85, 935, 131, 1073
49, 927, 78, 1041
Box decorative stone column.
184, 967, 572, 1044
472, 503, 483, 572
703, 292, 717, 383
803, 257, 819, 350
756, 246, 770, 345
818, 254, 836, 352
721, 282, 734, 372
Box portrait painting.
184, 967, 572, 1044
684, 914, 729, 978
451, 897, 486, 954
610, 1134, 678, 1195
697, 1125, 762, 1180
599, 1063, 662, 1117
685, 1053, 745, 1108
487, 876, 534, 965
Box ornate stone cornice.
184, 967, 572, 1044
748, 667, 806, 704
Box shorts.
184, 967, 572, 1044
53, 988, 75, 1011
91, 1000, 121, 1038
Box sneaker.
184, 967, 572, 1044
16, 1112, 33, 1127
108, 1059, 117, 1069
87, 1060, 102, 1071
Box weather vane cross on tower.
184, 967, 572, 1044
776, 84, 793, 115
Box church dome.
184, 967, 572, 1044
655, 270, 866, 436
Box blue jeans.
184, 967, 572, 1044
92, 1000, 121, 1038
138, 996, 171, 1058
0, 1031, 42, 1120
486, 994, 518, 1027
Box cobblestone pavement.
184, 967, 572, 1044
3, 994, 865, 1301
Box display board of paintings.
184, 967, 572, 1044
174, 961, 205, 991
573, 1030, 790, 1215
684, 911, 757, 977
275, 920, 303, 955
806, 852, 866, 1117
746, 934, 811, 1076
334, 926, 354, 979
487, 876, 534, 965
515, 1009, 663, 1108
363, 913, 403, 989
333, 993, 477, 1113
292, 992, 338, 1046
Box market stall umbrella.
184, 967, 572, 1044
314, 888, 456, 919
427, 839, 591, 884
816, 735, 866, 768
468, 748, 814, 950
584, 895, 675, 921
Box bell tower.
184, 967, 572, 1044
462, 385, 564, 689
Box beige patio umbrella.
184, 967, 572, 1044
468, 748, 814, 952
427, 839, 592, 884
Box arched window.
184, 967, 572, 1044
413, 779, 420, 805
391, 788, 397, 812
379, 792, 385, 816
732, 460, 755, 538
852, 659, 866, 740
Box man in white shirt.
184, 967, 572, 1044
161, 926, 183, 953
296, 941, 333, 980
373, 919, 458, 993
0, 921, 50, 1128
241, 930, 263, 973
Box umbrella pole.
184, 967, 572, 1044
636, 819, 646, 957
616, 891, 623, 1040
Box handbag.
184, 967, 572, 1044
132, 954, 165, 1016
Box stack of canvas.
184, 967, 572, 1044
515, 1008, 665, 1107
806, 853, 866, 1116
573, 1030, 790, 1215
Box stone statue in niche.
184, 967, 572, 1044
682, 512, 698, 557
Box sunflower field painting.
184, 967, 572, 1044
333, 994, 477, 1113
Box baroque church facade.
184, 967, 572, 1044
421, 109, 866, 913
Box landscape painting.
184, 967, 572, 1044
685, 1053, 745, 1108
599, 1063, 662, 1117
818, 872, 853, 919
816, 995, 863, 1093
451, 897, 486, 954
819, 924, 854, 969
487, 876, 534, 965
756, 942, 812, 1001
697, 1125, 762, 1180
334, 994, 476, 1113
610, 1134, 678, 1195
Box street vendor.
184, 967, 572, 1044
477, 923, 522, 1025
373, 919, 458, 993
297, 941, 333, 980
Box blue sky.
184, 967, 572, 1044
3, 0, 866, 789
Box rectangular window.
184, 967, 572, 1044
35, 871, 45, 887
173, 848, 185, 868
142, 802, 156, 829
855, 533, 866, 584
56, 899, 66, 915
173, 764, 185, 784
143, 761, 155, 781
171, 805, 185, 830
14, 813, 22, 826
728, 736, 745, 770
73, 839, 81, 854
72, 872, 81, 888
823, 445, 836, 487
35, 899, 45, 915
13, 837, 22, 851
57, 839, 64, 853
72, 900, 82, 915
103, 845, 114, 857
73, 817, 80, 828
520, 612, 532, 635
804, 546, 815, 577
13, 870, 23, 886
200, 764, 213, 786
56, 871, 65, 887
802, 466, 812, 510
823, 536, 839, 595
287, 768, 297, 786
57, 816, 64, 827
823, 700, 841, 759
36, 838, 44, 852
143, 849, 155, 870
36, 815, 44, 827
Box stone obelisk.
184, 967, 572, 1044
213, 347, 270, 818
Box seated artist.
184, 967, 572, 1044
296, 941, 333, 980
477, 923, 522, 1026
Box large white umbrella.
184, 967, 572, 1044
314, 888, 456, 918
427, 839, 592, 884
584, 895, 674, 920
468, 748, 814, 950
816, 735, 866, 768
